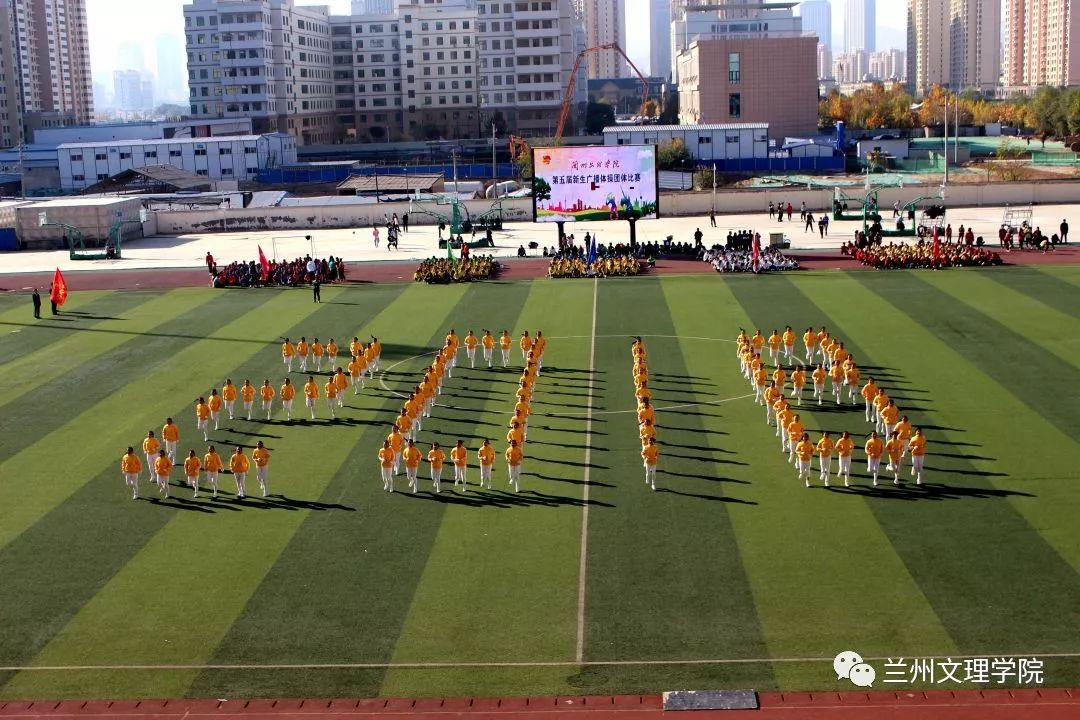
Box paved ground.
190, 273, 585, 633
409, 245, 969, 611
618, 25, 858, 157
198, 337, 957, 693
1, 689, 1078, 720
2, 203, 1076, 275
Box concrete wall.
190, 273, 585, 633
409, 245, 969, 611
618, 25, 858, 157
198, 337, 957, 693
148, 181, 1080, 234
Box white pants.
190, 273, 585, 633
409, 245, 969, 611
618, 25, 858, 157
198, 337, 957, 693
145, 453, 156, 476
466, 348, 476, 367
431, 466, 442, 493
912, 454, 924, 482
769, 348, 778, 363
156, 473, 170, 496
784, 344, 794, 360
805, 346, 814, 361
643, 463, 656, 489
263, 400, 272, 417
226, 400, 235, 418
124, 472, 139, 499
813, 383, 824, 402
838, 455, 851, 478
206, 470, 219, 496
765, 403, 774, 425
508, 464, 521, 492
314, 355, 324, 371
381, 466, 393, 491
234, 472, 247, 497
283, 399, 293, 417
754, 385, 765, 404
299, 355, 308, 371
797, 459, 811, 480
256, 466, 269, 495
197, 419, 208, 439
165, 441, 177, 461
284, 356, 293, 371
406, 466, 418, 492
393, 451, 401, 474
325, 398, 336, 417
479, 464, 492, 488
483, 347, 493, 366
864, 397, 873, 420
454, 464, 466, 489
244, 400, 253, 418
793, 385, 803, 404
867, 458, 880, 481
501, 348, 510, 365
352, 374, 362, 393
818, 455, 832, 479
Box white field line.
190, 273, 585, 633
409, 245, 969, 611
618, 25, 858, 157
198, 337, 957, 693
5, 652, 1080, 672
575, 278, 599, 664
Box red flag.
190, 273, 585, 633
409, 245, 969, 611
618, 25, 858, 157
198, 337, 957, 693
50, 268, 68, 307
752, 233, 761, 273
932, 226, 942, 264
258, 245, 271, 281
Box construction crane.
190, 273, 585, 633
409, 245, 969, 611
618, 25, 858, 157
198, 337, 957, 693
555, 43, 652, 145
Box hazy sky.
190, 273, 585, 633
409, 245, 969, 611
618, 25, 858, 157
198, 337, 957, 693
87, 0, 904, 85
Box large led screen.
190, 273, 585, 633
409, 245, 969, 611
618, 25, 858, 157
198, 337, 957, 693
532, 145, 659, 222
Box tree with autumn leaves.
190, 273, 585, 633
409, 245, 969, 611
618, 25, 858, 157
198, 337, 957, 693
819, 83, 1078, 138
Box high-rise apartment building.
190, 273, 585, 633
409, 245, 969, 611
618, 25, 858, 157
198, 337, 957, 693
798, 0, 831, 49
581, 0, 626, 77
0, 0, 94, 146
1003, 0, 1080, 88
844, 0, 875, 52
907, 0, 999, 95
650, 0, 672, 81
185, 0, 335, 145
817, 42, 832, 80
156, 34, 188, 103
352, 0, 393, 14
868, 49, 906, 81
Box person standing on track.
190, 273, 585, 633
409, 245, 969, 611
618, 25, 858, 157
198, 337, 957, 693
31, 288, 41, 320
427, 442, 445, 493
203, 445, 223, 498
280, 378, 295, 420
506, 438, 523, 492
252, 441, 272, 497
641, 437, 659, 491
451, 439, 469, 492
121, 447, 142, 500
478, 439, 495, 489
230, 446, 250, 499
500, 330, 512, 366
403, 439, 422, 493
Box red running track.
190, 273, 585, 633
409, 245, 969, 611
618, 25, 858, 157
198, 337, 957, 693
1, 689, 1078, 720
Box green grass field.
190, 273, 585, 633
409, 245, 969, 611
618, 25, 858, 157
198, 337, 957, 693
0, 266, 1078, 701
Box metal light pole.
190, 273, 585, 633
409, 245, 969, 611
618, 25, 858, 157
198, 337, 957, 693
943, 95, 949, 186
492, 121, 497, 193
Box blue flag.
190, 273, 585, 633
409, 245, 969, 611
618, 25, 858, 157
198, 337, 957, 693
587, 233, 597, 266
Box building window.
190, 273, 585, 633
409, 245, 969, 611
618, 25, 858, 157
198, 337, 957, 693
170, 150, 182, 157
728, 52, 740, 83
194, 148, 207, 156
70, 154, 82, 161
728, 93, 741, 118
95, 153, 107, 160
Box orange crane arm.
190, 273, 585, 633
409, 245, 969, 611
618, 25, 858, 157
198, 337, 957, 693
554, 43, 652, 145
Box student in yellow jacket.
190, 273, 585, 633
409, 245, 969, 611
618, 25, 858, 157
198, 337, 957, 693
203, 445, 224, 498
121, 447, 142, 500
230, 446, 250, 499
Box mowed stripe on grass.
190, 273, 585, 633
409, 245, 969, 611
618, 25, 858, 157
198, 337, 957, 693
794, 273, 1080, 667
379, 279, 593, 698
0, 284, 396, 699
0, 290, 226, 465
673, 274, 957, 692
0, 291, 159, 366
184, 283, 491, 700
575, 277, 772, 694
0, 289, 279, 552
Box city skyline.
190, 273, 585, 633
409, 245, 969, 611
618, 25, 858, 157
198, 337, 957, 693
86, 0, 909, 90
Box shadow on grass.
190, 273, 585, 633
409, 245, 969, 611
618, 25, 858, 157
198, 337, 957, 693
656, 488, 758, 505
826, 481, 1031, 501
397, 488, 615, 509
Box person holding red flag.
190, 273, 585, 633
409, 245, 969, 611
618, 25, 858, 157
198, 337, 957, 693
932, 226, 942, 268
257, 245, 271, 282
751, 232, 761, 274
49, 268, 68, 315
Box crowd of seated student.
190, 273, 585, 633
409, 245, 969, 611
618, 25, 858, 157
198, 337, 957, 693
841, 239, 1002, 269
702, 245, 799, 273
213, 255, 345, 288
413, 255, 498, 283
548, 253, 642, 278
